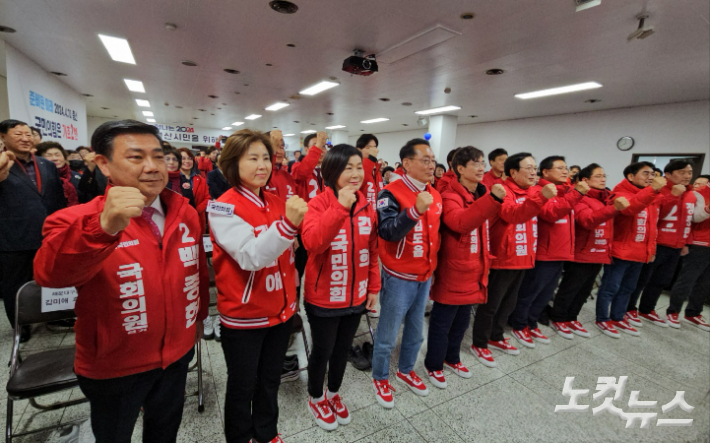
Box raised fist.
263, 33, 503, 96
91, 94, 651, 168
315, 131, 328, 148
613, 196, 630, 211
415, 191, 434, 214
84, 151, 97, 172
0, 151, 16, 182
671, 184, 686, 197
285, 195, 308, 226
100, 186, 147, 234
491, 184, 507, 200
575, 181, 590, 195
651, 176, 667, 191
541, 183, 558, 199
338, 187, 357, 209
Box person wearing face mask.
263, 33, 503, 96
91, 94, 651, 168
355, 134, 383, 210
470, 152, 555, 368
549, 164, 630, 338
209, 129, 308, 443
300, 144, 380, 431
67, 150, 85, 173
37, 141, 83, 206
593, 162, 665, 339
33, 120, 209, 441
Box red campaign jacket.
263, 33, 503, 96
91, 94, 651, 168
34, 188, 209, 379
489, 178, 549, 270
535, 179, 584, 261
379, 177, 442, 281
610, 179, 660, 263
266, 163, 297, 201
656, 181, 696, 249
210, 187, 298, 329
481, 170, 504, 190
190, 174, 210, 234
301, 189, 380, 309
573, 188, 619, 264
361, 155, 384, 210
434, 170, 456, 194
432, 179, 501, 305
291, 145, 323, 202
690, 186, 710, 246
197, 156, 214, 178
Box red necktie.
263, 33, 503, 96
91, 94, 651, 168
141, 207, 162, 242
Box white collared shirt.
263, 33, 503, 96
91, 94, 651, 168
149, 196, 166, 237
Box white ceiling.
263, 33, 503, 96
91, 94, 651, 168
1, 0, 708, 138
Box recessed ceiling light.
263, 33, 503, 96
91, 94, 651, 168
300, 130, 316, 134
265, 102, 290, 111
284, 133, 296, 136
221, 127, 232, 131
469, 115, 478, 118
460, 12, 475, 20
486, 68, 505, 75
192, 117, 199, 119
198, 109, 206, 112
135, 99, 151, 107
401, 102, 412, 106
142, 111, 154, 116
287, 43, 296, 48
211, 113, 215, 116
245, 114, 262, 120
175, 105, 183, 109
515, 81, 603, 100
181, 60, 198, 67
265, 63, 273, 67
244, 84, 250, 87
299, 81, 339, 96
402, 124, 409, 126
101, 107, 110, 110
293, 120, 300, 123
379, 98, 390, 102
585, 99, 602, 103
360, 118, 390, 124
208, 95, 218, 99
123, 79, 145, 93
224, 69, 240, 74
326, 112, 334, 116
325, 125, 346, 129
222, 103, 227, 106
82, 94, 93, 97
415, 105, 461, 115
146, 118, 156, 123
50, 71, 67, 76
231, 122, 245, 126
0, 25, 17, 33
98, 34, 136, 64
269, 0, 299, 14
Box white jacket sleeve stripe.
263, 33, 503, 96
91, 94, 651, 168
693, 192, 710, 223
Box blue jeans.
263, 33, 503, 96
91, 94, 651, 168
596, 259, 644, 322
371, 271, 432, 381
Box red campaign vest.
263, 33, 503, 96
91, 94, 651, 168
656, 182, 696, 249
266, 164, 297, 200
690, 186, 710, 246
361, 156, 384, 210
211, 189, 297, 329
610, 180, 659, 263
379, 178, 442, 281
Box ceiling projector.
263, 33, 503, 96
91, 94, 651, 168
342, 49, 378, 76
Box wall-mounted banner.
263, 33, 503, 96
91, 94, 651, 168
154, 124, 225, 146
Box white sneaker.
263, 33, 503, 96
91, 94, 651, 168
367, 309, 380, 318
203, 316, 215, 340
214, 317, 221, 341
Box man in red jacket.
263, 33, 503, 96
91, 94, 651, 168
291, 131, 327, 202
470, 152, 555, 368
356, 134, 384, 209
434, 148, 459, 194
509, 156, 589, 346
34, 120, 209, 442
197, 147, 217, 177
265, 130, 296, 200
628, 160, 698, 327
594, 162, 665, 338
482, 148, 507, 190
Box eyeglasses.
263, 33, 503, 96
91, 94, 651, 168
552, 166, 569, 172
521, 166, 538, 173
640, 171, 653, 177
591, 174, 607, 179
407, 157, 435, 166
471, 161, 486, 168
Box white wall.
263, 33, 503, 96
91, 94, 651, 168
0, 40, 9, 122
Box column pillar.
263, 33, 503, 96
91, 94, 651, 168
329, 130, 349, 146
427, 114, 458, 162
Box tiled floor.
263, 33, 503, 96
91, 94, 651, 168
1, 291, 708, 442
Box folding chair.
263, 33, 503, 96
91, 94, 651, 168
5, 281, 88, 443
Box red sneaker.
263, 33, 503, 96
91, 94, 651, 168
625, 310, 643, 328
639, 310, 669, 328
373, 379, 395, 409
488, 338, 520, 355
444, 361, 472, 379
257, 435, 284, 443
529, 327, 551, 344
427, 369, 447, 389
550, 321, 574, 340
470, 345, 497, 368
308, 397, 338, 431
396, 370, 429, 397
326, 391, 351, 425
512, 327, 535, 348
611, 319, 640, 337
568, 321, 591, 338
666, 313, 680, 329
595, 320, 620, 339
683, 315, 710, 332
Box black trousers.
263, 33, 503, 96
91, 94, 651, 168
77, 348, 194, 443
471, 269, 525, 348
306, 310, 362, 398
0, 250, 37, 327
295, 237, 308, 298
221, 318, 293, 443
509, 261, 564, 330
424, 302, 472, 371
628, 245, 682, 314
668, 245, 710, 317
550, 262, 602, 322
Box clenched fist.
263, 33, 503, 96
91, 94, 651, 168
84, 151, 97, 172
100, 187, 147, 234
315, 131, 328, 148
541, 183, 558, 199
285, 195, 308, 226
671, 184, 686, 197
338, 187, 357, 209
0, 151, 16, 182
415, 191, 434, 214
613, 196, 630, 211
651, 176, 667, 191
575, 181, 590, 195
491, 183, 507, 200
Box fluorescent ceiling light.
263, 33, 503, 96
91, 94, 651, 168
265, 102, 290, 111
360, 118, 390, 124
325, 125, 346, 129
98, 34, 136, 64
515, 82, 603, 100
244, 114, 262, 120
231, 121, 244, 127
142, 111, 154, 117
283, 134, 296, 136
221, 127, 232, 131
300, 130, 317, 134
135, 99, 151, 107
576, 0, 601, 12
123, 79, 145, 93
415, 105, 461, 115
299, 81, 339, 96
146, 118, 156, 123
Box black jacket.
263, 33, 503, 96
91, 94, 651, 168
207, 169, 230, 200
376, 189, 419, 243
0, 156, 67, 251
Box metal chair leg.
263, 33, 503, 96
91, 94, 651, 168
366, 314, 376, 342
28, 396, 87, 411
7, 398, 13, 443
197, 340, 204, 413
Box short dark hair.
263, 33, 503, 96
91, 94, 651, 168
36, 141, 67, 159
30, 126, 42, 139
0, 119, 29, 134
623, 161, 655, 178
488, 148, 508, 163
91, 119, 161, 159
76, 146, 91, 154
504, 152, 533, 177
446, 148, 460, 167
452, 146, 485, 179
653, 167, 663, 175
356, 134, 378, 149
435, 163, 446, 172
219, 129, 272, 188
695, 174, 710, 183
399, 138, 430, 162
569, 164, 581, 171
578, 163, 602, 181
206, 147, 217, 155
540, 156, 566, 173
303, 133, 317, 148
664, 159, 692, 174
321, 144, 362, 195
381, 166, 394, 176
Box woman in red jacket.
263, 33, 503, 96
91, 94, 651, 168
425, 146, 504, 388
301, 144, 380, 431
209, 129, 308, 443
177, 147, 210, 233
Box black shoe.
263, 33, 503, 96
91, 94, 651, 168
20, 325, 31, 343
362, 341, 373, 364
48, 318, 76, 328
348, 345, 370, 371
290, 313, 303, 334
